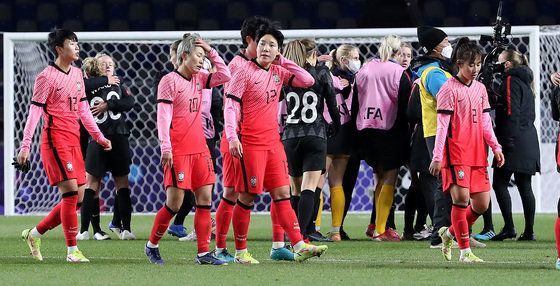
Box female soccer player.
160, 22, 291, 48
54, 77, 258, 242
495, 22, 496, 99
224, 25, 328, 264
145, 34, 231, 265
490, 49, 540, 242
429, 38, 504, 263
77, 54, 136, 241
551, 70, 560, 269
354, 35, 411, 241
281, 39, 340, 241
19, 28, 112, 262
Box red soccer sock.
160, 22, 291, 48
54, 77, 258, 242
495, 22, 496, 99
36, 203, 62, 234
466, 205, 481, 228
195, 206, 212, 254
556, 217, 560, 258
215, 198, 235, 248
449, 204, 469, 249
232, 201, 252, 251
270, 199, 285, 242
60, 192, 79, 247
149, 205, 175, 245
272, 199, 303, 245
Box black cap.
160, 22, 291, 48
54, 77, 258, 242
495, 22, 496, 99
417, 26, 447, 54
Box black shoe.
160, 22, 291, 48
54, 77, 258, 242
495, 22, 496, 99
401, 231, 415, 240
491, 228, 517, 241
308, 231, 333, 242
516, 232, 536, 241
339, 228, 351, 240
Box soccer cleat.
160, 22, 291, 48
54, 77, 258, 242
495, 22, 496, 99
93, 231, 111, 240
556, 258, 560, 270
327, 231, 342, 242
516, 232, 536, 241
339, 228, 351, 240
270, 247, 295, 261
308, 231, 333, 242
294, 243, 328, 262
179, 229, 197, 241
22, 229, 43, 261
67, 250, 90, 262
234, 251, 259, 264
76, 231, 90, 240
120, 230, 137, 240
365, 224, 376, 237
372, 229, 401, 242
109, 222, 122, 237
459, 251, 483, 263
145, 245, 165, 264
213, 249, 235, 263
439, 227, 453, 261
473, 230, 496, 241
430, 240, 459, 249
195, 252, 228, 265
401, 231, 415, 240
469, 236, 486, 248
167, 223, 188, 238
491, 228, 517, 241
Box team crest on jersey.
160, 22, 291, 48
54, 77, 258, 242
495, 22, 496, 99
66, 162, 73, 172
196, 83, 201, 91
458, 169, 465, 180
178, 172, 185, 182
273, 73, 280, 83
250, 176, 257, 187
76, 82, 81, 92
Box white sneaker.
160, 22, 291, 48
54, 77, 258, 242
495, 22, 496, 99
119, 230, 136, 240
93, 231, 111, 240
413, 225, 433, 240
108, 222, 122, 238
179, 229, 197, 241
76, 231, 90, 240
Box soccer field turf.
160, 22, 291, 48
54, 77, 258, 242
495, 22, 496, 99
0, 213, 558, 285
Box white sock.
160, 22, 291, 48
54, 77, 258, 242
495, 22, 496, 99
272, 241, 285, 249
293, 241, 305, 252
67, 246, 78, 254
460, 248, 472, 256
235, 249, 247, 256
215, 247, 224, 254
331, 226, 340, 232
316, 226, 320, 232
146, 241, 158, 248
197, 252, 209, 257
31, 227, 42, 238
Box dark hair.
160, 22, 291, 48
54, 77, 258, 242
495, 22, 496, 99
47, 28, 78, 55
255, 25, 284, 49
451, 37, 483, 66
240, 16, 272, 48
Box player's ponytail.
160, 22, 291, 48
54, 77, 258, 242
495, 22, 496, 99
283, 40, 307, 68
451, 37, 482, 73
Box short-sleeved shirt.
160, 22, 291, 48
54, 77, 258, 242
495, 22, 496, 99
157, 70, 211, 155
436, 77, 491, 167
32, 63, 87, 149
225, 59, 294, 150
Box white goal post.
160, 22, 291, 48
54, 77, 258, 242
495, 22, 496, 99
4, 26, 554, 216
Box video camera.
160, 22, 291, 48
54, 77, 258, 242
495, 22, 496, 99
477, 0, 511, 108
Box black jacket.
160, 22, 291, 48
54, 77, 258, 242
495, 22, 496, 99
492, 66, 540, 174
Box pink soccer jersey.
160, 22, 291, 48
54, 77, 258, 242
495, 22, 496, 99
225, 59, 294, 150
31, 64, 88, 148
436, 77, 491, 167
220, 54, 250, 150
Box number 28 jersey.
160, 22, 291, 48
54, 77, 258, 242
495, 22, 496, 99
281, 64, 338, 140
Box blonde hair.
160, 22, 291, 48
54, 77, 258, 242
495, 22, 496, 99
283, 40, 307, 68
82, 57, 103, 77
501, 49, 534, 93
326, 44, 358, 70
170, 33, 191, 53
176, 33, 202, 66
401, 42, 413, 51
299, 38, 318, 58
379, 35, 402, 62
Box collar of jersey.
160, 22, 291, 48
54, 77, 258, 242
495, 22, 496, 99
251, 58, 269, 71
453, 75, 473, 87
50, 62, 71, 75
174, 70, 192, 81
238, 52, 250, 61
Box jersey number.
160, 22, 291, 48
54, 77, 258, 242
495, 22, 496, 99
68, 96, 77, 111
91, 91, 121, 124
266, 89, 277, 104
472, 108, 478, 123
286, 91, 318, 124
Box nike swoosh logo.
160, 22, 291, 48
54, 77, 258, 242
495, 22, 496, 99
178, 90, 184, 93
458, 99, 464, 102
255, 81, 262, 85
56, 87, 63, 91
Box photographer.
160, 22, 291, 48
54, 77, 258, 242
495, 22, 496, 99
491, 49, 540, 241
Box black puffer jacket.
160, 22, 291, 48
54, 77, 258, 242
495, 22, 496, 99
492, 66, 540, 174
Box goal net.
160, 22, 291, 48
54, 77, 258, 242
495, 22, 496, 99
4, 26, 554, 216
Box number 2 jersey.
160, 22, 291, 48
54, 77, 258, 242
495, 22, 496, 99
281, 63, 340, 140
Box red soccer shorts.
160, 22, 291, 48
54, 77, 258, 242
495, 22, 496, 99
220, 139, 236, 188
164, 151, 216, 191
41, 146, 86, 186
233, 145, 289, 194
442, 165, 490, 193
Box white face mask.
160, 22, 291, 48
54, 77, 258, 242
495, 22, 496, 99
347, 59, 361, 73
441, 45, 453, 59
203, 58, 212, 70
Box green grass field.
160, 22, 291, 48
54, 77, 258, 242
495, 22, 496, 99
0, 213, 559, 285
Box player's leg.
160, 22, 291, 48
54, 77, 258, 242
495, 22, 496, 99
491, 167, 517, 240
327, 156, 348, 241
233, 192, 259, 264
77, 173, 99, 240
290, 176, 302, 217
193, 184, 226, 265
214, 147, 238, 259
373, 168, 401, 241
298, 171, 321, 239
59, 179, 90, 262
555, 197, 560, 270
114, 175, 135, 239
341, 152, 360, 240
